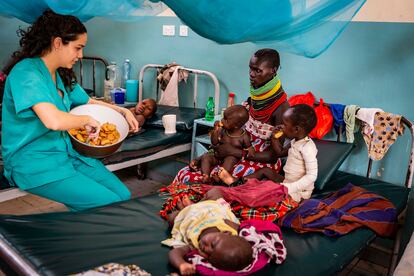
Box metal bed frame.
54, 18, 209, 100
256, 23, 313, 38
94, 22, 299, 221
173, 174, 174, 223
312, 102, 414, 274
138, 64, 220, 114
78, 56, 109, 96
105, 63, 220, 172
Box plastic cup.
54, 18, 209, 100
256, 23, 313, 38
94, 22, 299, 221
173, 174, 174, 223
126, 79, 139, 102
162, 114, 177, 134
111, 88, 125, 104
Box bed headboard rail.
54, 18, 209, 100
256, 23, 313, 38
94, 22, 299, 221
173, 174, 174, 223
77, 56, 109, 96
138, 64, 220, 115
365, 116, 414, 188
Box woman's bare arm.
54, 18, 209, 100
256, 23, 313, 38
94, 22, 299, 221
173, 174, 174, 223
88, 98, 139, 132
33, 102, 99, 131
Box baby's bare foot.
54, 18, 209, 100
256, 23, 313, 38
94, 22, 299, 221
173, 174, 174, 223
218, 167, 236, 185
201, 174, 211, 183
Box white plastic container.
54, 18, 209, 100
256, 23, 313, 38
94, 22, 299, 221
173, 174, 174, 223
104, 61, 121, 100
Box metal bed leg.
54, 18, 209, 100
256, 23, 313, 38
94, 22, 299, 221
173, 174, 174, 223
388, 208, 407, 276
136, 163, 147, 180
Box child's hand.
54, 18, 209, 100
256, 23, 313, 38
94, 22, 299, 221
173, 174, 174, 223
213, 120, 222, 130
178, 262, 196, 275
272, 125, 284, 140
247, 146, 255, 158
189, 159, 199, 171
271, 134, 283, 148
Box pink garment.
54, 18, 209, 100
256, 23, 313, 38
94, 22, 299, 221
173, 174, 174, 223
187, 220, 286, 276
203, 179, 288, 208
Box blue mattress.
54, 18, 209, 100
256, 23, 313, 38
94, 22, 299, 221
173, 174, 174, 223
101, 105, 204, 165
101, 128, 192, 165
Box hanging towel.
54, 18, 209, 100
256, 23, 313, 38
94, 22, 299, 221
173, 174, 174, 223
329, 104, 346, 134
343, 105, 360, 143
159, 66, 180, 106
157, 63, 189, 106
363, 112, 405, 161
356, 108, 384, 135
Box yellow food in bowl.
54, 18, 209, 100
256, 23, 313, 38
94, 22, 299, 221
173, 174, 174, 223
69, 122, 120, 146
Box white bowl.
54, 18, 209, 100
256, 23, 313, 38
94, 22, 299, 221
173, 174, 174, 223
68, 104, 129, 157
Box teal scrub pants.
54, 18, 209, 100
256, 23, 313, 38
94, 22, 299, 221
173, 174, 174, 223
28, 158, 131, 211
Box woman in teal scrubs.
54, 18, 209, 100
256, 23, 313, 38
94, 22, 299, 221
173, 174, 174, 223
1, 10, 139, 211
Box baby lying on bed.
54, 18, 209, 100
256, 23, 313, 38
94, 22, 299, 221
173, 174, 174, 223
129, 98, 157, 129
162, 197, 253, 275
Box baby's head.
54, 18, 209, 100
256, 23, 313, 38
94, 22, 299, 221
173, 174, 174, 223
282, 104, 317, 139
221, 105, 249, 131
198, 231, 253, 271
135, 98, 157, 119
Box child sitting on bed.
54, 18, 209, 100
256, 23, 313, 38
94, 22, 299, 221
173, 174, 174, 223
221, 104, 318, 203
189, 105, 254, 184
162, 197, 253, 275
129, 98, 157, 129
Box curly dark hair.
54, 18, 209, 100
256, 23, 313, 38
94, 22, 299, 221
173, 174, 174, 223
289, 104, 317, 134
2, 9, 87, 90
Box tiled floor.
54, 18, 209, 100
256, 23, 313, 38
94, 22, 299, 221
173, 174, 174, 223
0, 166, 169, 215
0, 166, 393, 275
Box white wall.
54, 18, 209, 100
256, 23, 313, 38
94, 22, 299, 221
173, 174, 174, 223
354, 0, 414, 22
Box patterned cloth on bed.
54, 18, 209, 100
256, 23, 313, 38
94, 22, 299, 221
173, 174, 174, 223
186, 220, 286, 276
159, 180, 298, 222
278, 183, 397, 237
75, 263, 151, 276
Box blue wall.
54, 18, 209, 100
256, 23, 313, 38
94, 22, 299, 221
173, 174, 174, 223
1, 16, 413, 185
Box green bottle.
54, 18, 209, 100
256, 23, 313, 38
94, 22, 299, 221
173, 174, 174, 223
205, 96, 215, 121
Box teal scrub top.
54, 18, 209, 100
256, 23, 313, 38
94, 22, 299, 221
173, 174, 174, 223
1, 57, 101, 190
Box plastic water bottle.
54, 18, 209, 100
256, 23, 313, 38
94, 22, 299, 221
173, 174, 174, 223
205, 96, 215, 121
227, 92, 235, 107
104, 61, 121, 101
122, 59, 131, 88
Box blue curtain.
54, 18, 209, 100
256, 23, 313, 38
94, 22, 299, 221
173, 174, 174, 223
0, 0, 166, 22
0, 0, 366, 58
163, 0, 366, 58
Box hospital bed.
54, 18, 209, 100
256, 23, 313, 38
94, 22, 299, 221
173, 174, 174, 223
74, 58, 221, 172
0, 115, 412, 275
101, 63, 220, 172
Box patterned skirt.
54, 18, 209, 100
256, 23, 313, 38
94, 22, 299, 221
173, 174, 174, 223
159, 132, 297, 221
